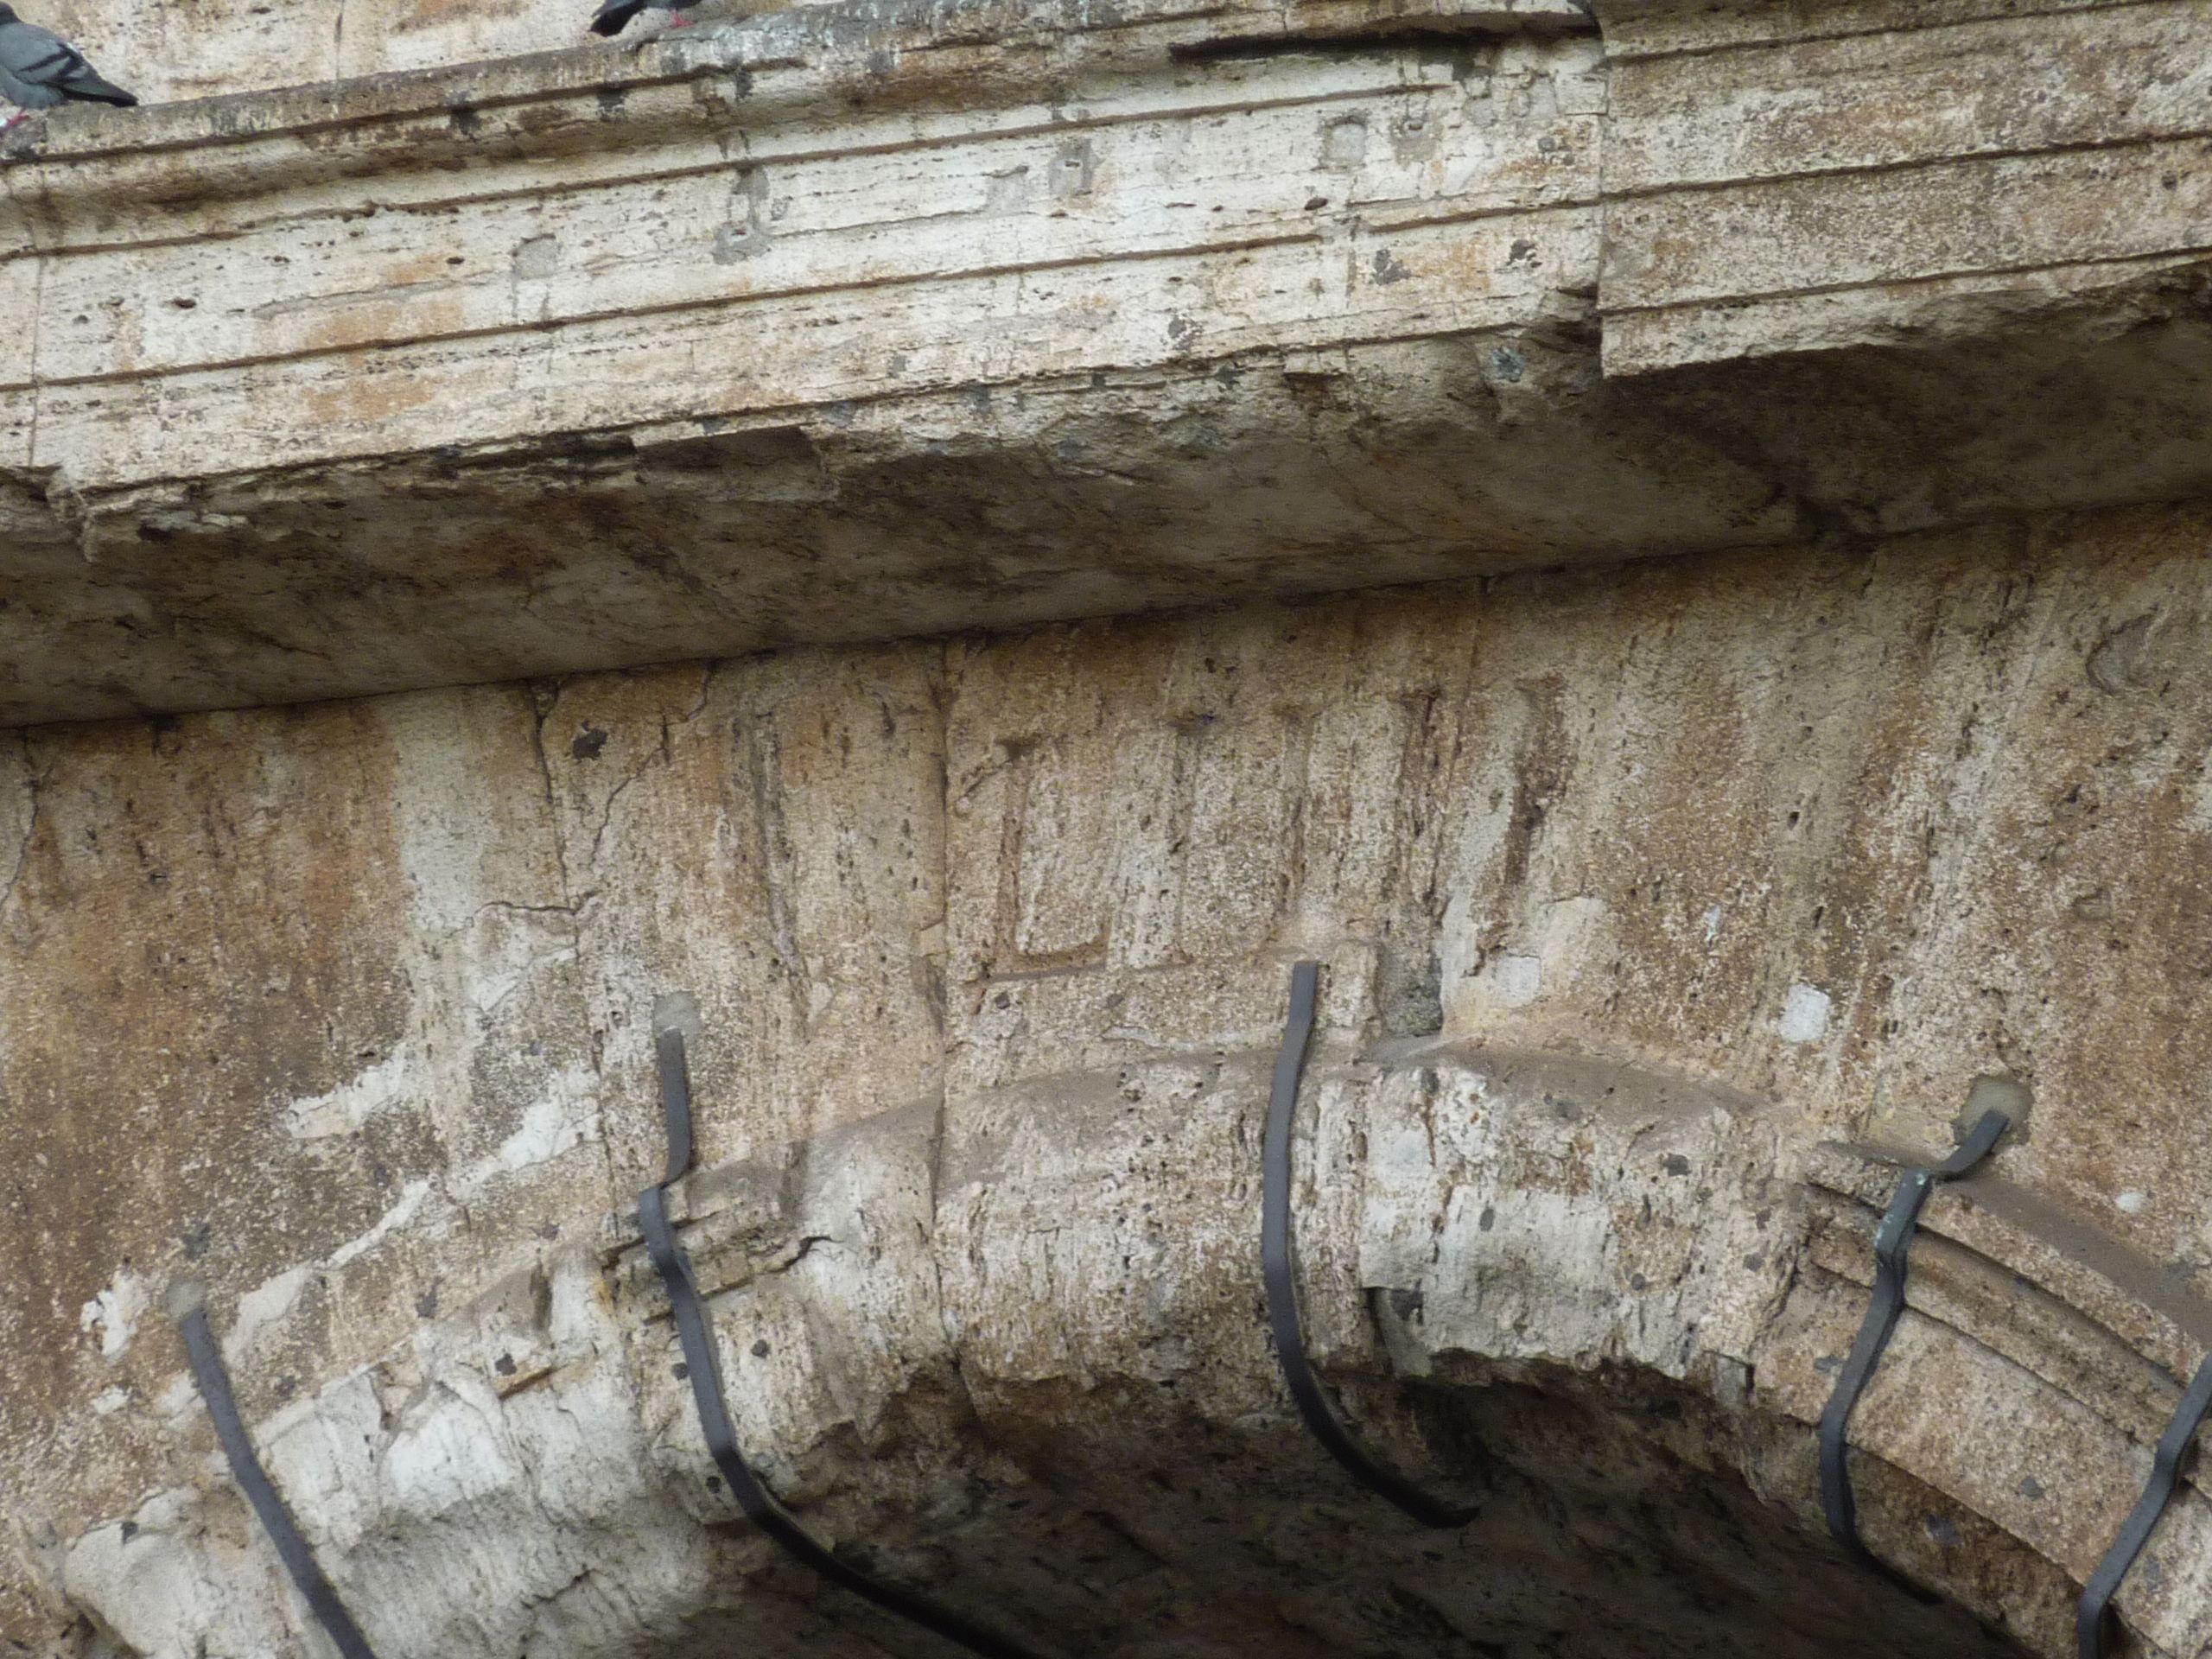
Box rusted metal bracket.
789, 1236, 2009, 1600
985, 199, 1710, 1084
1261, 960, 1477, 1528
173, 1288, 382, 1659
2076, 1354, 2212, 1659
636, 1026, 1044, 1659
1816, 1109, 2010, 1575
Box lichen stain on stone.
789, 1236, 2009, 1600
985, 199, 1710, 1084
711, 168, 773, 264
1370, 247, 1414, 285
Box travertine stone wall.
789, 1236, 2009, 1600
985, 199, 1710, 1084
6, 0, 2212, 725
9, 498, 2212, 1657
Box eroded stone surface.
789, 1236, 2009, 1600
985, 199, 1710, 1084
10, 501, 2212, 1656
5, 0, 2212, 724
1595, 0, 2212, 372
10, 3, 2212, 1654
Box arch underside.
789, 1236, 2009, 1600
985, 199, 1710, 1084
61, 1038, 2204, 1659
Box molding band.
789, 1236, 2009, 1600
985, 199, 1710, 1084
175, 1301, 381, 1659
636, 1027, 1043, 1659
1816, 1108, 2010, 1574
2076, 1354, 2212, 1659
1261, 959, 1477, 1528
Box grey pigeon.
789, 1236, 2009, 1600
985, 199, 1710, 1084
0, 5, 135, 129
588, 0, 689, 37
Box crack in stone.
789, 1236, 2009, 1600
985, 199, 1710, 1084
470, 898, 594, 923
0, 737, 45, 922
527, 678, 578, 912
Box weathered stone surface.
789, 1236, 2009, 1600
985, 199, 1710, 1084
1595, 0, 2212, 371
10, 1, 2212, 1653
10, 499, 2212, 1657
7, 0, 2212, 724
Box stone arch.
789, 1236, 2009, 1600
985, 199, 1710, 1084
20, 524, 2212, 1659
58, 1010, 2210, 1659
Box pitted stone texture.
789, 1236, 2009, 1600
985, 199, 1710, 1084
1595, 0, 2212, 372
11, 504, 2212, 1656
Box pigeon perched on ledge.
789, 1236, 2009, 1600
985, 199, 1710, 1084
588, 0, 689, 37
0, 4, 135, 129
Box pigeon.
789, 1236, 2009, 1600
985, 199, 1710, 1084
0, 5, 136, 130
588, 0, 689, 37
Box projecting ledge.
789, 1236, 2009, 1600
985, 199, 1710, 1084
4, 0, 2212, 726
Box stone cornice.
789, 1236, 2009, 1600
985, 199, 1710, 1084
3, 0, 2211, 726
0, 0, 1592, 174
